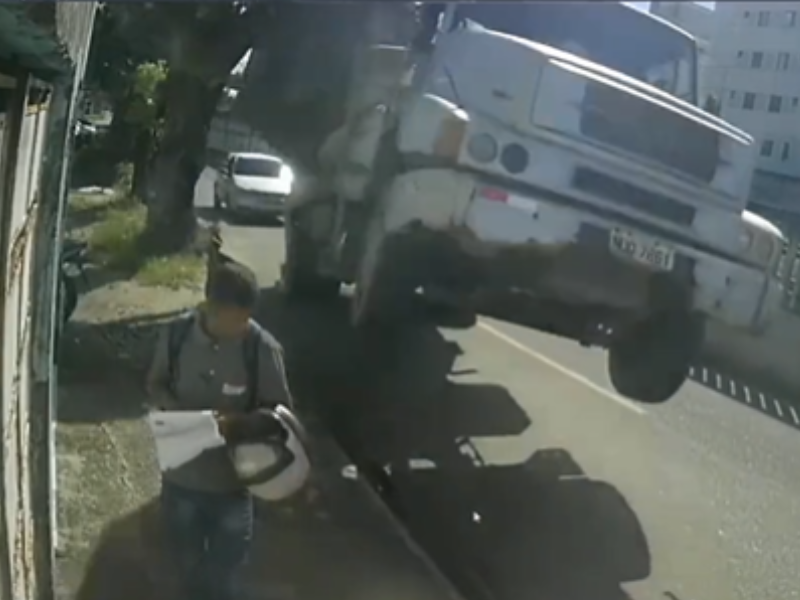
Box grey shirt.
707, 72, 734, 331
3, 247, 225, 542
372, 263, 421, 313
147, 315, 292, 493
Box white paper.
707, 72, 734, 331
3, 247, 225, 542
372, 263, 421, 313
147, 410, 227, 471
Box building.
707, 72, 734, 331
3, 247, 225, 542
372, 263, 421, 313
704, 2, 800, 220
0, 4, 96, 598
649, 2, 716, 102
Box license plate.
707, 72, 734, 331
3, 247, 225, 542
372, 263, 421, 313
609, 228, 675, 271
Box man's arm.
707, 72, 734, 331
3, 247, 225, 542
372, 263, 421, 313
218, 329, 293, 442
254, 330, 293, 410
144, 325, 178, 409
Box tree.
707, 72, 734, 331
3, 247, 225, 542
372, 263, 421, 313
141, 4, 259, 248
235, 3, 419, 173
83, 4, 163, 167
87, 3, 264, 249
88, 2, 418, 250
125, 61, 167, 198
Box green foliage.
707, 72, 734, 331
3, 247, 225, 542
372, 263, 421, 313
125, 61, 167, 128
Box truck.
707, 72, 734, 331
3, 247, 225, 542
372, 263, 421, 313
280, 2, 785, 404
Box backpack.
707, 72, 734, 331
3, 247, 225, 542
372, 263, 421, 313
166, 311, 261, 409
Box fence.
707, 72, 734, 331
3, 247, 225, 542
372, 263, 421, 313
774, 231, 800, 313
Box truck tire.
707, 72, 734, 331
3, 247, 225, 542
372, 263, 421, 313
282, 222, 340, 302
607, 311, 704, 404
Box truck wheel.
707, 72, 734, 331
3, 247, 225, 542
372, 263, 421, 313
282, 222, 340, 302
607, 311, 704, 404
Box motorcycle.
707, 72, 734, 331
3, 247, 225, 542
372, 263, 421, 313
59, 239, 89, 327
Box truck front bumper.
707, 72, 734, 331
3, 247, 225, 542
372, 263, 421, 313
379, 169, 780, 334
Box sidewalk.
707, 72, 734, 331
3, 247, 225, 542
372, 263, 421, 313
65, 410, 462, 600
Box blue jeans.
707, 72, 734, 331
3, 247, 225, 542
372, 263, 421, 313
160, 480, 253, 600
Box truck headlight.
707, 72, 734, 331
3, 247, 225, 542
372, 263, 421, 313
466, 133, 498, 163
740, 224, 779, 268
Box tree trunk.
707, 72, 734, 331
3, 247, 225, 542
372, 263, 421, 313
237, 3, 417, 173
131, 128, 152, 201
145, 69, 222, 251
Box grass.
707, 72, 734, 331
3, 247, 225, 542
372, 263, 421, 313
82, 193, 204, 289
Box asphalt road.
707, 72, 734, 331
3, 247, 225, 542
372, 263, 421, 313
197, 169, 800, 600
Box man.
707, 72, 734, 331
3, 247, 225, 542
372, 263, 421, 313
145, 260, 292, 600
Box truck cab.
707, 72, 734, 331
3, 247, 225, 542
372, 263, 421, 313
282, 3, 784, 405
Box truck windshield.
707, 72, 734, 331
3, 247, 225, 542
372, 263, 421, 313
234, 157, 283, 178
451, 2, 697, 104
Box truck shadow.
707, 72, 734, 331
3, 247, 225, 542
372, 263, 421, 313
254, 287, 651, 600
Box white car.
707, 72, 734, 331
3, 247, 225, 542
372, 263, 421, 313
214, 152, 293, 219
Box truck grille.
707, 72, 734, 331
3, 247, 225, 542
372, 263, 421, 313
573, 168, 696, 226
580, 83, 718, 184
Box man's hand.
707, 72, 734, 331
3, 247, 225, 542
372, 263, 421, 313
215, 411, 287, 444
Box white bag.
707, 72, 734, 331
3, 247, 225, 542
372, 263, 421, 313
230, 405, 311, 502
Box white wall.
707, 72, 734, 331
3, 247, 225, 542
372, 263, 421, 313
709, 3, 800, 179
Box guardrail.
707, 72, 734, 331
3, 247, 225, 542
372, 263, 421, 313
776, 234, 800, 313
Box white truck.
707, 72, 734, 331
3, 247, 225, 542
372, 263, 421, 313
280, 2, 784, 404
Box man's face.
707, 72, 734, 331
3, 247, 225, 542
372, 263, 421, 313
205, 303, 252, 338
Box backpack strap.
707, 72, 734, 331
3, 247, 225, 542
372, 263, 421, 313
242, 320, 262, 410
166, 311, 196, 396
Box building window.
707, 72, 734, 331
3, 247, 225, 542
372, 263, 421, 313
782, 142, 791, 161
769, 95, 783, 113
788, 10, 797, 26
743, 92, 756, 109
761, 140, 774, 157
758, 11, 770, 27
777, 52, 790, 70
751, 51, 764, 68
729, 90, 737, 100
793, 97, 799, 108
744, 11, 751, 19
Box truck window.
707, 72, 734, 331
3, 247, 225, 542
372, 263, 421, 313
451, 2, 697, 104
233, 157, 283, 178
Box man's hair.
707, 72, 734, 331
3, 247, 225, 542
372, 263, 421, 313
206, 261, 258, 309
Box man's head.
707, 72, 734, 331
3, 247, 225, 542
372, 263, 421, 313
203, 261, 258, 338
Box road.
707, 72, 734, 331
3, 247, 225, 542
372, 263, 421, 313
197, 169, 800, 600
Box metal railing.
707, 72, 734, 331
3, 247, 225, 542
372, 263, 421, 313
777, 234, 800, 313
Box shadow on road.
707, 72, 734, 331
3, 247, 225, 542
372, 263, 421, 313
195, 205, 285, 229
252, 286, 651, 600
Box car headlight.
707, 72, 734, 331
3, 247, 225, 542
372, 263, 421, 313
466, 133, 499, 163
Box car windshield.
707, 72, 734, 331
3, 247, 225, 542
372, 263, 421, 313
451, 2, 697, 103
233, 157, 283, 178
